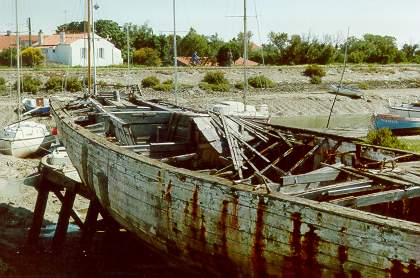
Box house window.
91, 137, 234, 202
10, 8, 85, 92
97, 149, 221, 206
99, 48, 104, 59
81, 47, 87, 59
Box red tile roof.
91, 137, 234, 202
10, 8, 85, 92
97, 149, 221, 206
41, 33, 87, 46
234, 57, 259, 66
0, 35, 38, 50
176, 56, 217, 66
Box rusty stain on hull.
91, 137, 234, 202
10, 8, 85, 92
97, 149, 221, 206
251, 197, 267, 278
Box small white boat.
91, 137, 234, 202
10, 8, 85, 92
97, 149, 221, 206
22, 97, 50, 116
41, 143, 81, 182
211, 101, 269, 120
388, 102, 420, 118
0, 121, 54, 158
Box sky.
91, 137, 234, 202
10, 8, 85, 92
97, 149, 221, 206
1, 0, 420, 46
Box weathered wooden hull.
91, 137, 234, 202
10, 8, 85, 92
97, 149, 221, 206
52, 101, 420, 277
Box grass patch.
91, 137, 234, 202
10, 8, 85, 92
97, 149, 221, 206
303, 64, 326, 78
141, 76, 160, 88
400, 139, 420, 153
365, 128, 407, 150
358, 82, 369, 90
199, 82, 230, 92
248, 75, 276, 88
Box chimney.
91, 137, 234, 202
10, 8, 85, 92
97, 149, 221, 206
59, 31, 65, 44
38, 30, 44, 45
6, 30, 11, 36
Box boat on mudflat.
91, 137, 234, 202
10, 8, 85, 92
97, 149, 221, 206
373, 113, 420, 135
0, 121, 54, 158
388, 102, 420, 118
51, 89, 420, 277
22, 97, 50, 116
328, 84, 364, 99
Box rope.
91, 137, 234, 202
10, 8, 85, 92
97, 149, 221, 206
326, 27, 350, 128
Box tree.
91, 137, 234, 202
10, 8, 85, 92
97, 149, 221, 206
268, 32, 288, 51
401, 43, 418, 62
179, 28, 209, 57
56, 21, 85, 33
216, 42, 240, 66
21, 47, 44, 66
132, 47, 161, 66
95, 20, 125, 49
0, 48, 17, 66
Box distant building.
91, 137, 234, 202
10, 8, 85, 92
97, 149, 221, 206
0, 31, 38, 51
37, 31, 123, 66
0, 30, 123, 66
176, 56, 218, 67
234, 57, 259, 66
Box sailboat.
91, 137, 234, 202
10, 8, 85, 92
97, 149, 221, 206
0, 0, 53, 158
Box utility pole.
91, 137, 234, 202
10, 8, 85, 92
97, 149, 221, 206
16, 0, 21, 120
27, 17, 32, 46
243, 0, 248, 110
173, 0, 178, 106
87, 0, 92, 96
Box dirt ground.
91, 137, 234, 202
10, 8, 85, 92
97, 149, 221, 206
0, 65, 419, 276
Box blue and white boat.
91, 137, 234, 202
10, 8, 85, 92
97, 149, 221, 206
373, 113, 420, 135
22, 97, 50, 116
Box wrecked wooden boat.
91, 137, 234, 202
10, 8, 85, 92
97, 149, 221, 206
51, 90, 420, 277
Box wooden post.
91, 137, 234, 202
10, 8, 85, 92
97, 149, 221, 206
81, 198, 101, 248
26, 181, 50, 246
52, 187, 77, 251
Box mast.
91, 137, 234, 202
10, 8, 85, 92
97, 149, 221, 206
87, 0, 92, 96
15, 0, 21, 120
126, 25, 130, 87
92, 3, 98, 95
243, 0, 248, 110
172, 0, 179, 105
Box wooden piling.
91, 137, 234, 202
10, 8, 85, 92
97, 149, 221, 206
81, 198, 101, 248
26, 179, 50, 246
52, 186, 77, 251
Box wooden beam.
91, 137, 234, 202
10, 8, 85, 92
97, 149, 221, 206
295, 180, 373, 199
52, 190, 84, 229
52, 187, 77, 251
330, 186, 420, 207
26, 180, 50, 246
280, 163, 342, 186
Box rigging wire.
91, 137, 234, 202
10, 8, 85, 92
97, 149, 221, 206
326, 27, 350, 129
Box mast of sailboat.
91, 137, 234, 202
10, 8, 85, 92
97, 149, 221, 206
173, 0, 179, 105
126, 25, 130, 87
92, 3, 99, 96
86, 0, 92, 96
15, 0, 21, 120
243, 0, 248, 111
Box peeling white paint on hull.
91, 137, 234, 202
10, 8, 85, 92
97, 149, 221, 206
52, 101, 420, 277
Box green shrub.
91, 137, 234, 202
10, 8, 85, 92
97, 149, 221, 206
21, 47, 44, 66
14, 75, 42, 94
303, 64, 326, 78
248, 75, 276, 88
310, 76, 322, 84
153, 83, 173, 92
235, 82, 244, 90
358, 82, 369, 90
0, 77, 6, 93
65, 77, 83, 92
162, 79, 173, 85
45, 76, 64, 92
132, 47, 162, 66
365, 128, 407, 150
141, 76, 160, 88
199, 82, 230, 92
202, 71, 229, 85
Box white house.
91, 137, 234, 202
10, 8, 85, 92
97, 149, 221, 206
37, 31, 123, 66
